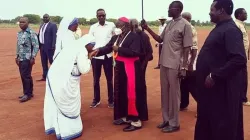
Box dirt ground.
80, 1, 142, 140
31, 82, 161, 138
0, 27, 249, 140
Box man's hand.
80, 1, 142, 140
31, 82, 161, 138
30, 58, 35, 65
178, 69, 187, 79
15, 58, 19, 66
112, 45, 119, 52
89, 49, 99, 59
140, 19, 149, 30
205, 74, 214, 88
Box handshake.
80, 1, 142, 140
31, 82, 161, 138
88, 45, 120, 59
88, 49, 99, 59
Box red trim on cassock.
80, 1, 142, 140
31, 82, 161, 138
116, 55, 139, 116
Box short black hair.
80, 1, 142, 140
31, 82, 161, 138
96, 8, 105, 14
234, 8, 245, 19
171, 1, 183, 12
20, 16, 29, 23
213, 0, 234, 15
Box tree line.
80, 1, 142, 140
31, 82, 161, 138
1, 14, 249, 26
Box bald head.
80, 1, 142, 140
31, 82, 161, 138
182, 12, 192, 22
130, 18, 140, 32
130, 19, 139, 28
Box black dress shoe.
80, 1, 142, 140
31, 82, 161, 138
19, 95, 31, 103
123, 125, 141, 132
113, 119, 129, 125
162, 125, 180, 133
157, 122, 169, 129
18, 95, 24, 99
19, 94, 33, 99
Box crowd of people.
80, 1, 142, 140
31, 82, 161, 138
15, 0, 249, 139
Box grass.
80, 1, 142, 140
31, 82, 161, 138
0, 23, 41, 29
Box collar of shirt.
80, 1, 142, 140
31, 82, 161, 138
216, 18, 233, 27
173, 16, 182, 22
43, 21, 50, 25
235, 19, 245, 26
97, 21, 108, 27
19, 27, 31, 33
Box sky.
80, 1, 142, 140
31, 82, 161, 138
0, 0, 249, 22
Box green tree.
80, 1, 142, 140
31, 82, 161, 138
196, 20, 201, 26
78, 17, 87, 25
89, 18, 98, 25
106, 18, 117, 24
191, 20, 196, 26
10, 16, 22, 23
148, 20, 160, 26
50, 16, 62, 24
23, 14, 41, 24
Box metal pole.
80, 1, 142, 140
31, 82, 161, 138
142, 0, 144, 31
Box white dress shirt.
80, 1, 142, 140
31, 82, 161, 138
89, 21, 115, 59
39, 22, 49, 44
188, 25, 198, 70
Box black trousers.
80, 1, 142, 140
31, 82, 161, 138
19, 60, 33, 96
91, 55, 113, 103
242, 68, 248, 102
142, 61, 148, 98
157, 44, 163, 66
180, 71, 198, 109
40, 45, 54, 79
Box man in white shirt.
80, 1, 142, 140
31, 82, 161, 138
180, 12, 198, 112
154, 16, 167, 69
88, 9, 115, 108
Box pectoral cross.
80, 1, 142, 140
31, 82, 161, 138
113, 38, 119, 67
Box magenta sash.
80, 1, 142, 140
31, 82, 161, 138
116, 55, 139, 116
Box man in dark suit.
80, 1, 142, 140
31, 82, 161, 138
37, 14, 57, 81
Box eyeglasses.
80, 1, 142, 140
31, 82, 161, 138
168, 8, 180, 11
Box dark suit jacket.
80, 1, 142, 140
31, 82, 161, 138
38, 22, 57, 51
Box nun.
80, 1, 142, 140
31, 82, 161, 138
43, 16, 95, 140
